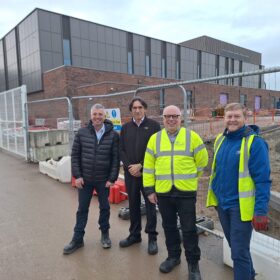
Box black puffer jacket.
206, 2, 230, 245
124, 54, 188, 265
71, 119, 120, 183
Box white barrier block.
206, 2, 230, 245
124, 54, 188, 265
39, 156, 71, 183
223, 231, 280, 280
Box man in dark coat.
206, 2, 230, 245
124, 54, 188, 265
63, 103, 119, 254
119, 97, 161, 255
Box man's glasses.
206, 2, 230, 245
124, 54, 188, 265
163, 115, 181, 120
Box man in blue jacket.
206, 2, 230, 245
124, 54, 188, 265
207, 102, 271, 280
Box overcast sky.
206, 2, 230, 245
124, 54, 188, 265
1, 0, 279, 78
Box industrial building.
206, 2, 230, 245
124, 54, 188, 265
0, 7, 279, 118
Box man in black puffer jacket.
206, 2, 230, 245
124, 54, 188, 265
63, 103, 119, 254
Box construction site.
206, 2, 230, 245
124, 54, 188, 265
0, 67, 280, 280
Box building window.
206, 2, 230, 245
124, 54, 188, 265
240, 94, 247, 106
145, 55, 150, 76
255, 96, 261, 111
219, 93, 228, 106
239, 61, 242, 86
176, 45, 181, 79
231, 58, 234, 85
161, 42, 167, 78
145, 38, 151, 76
271, 96, 276, 108
62, 16, 72, 65
160, 89, 165, 111
127, 33, 134, 74
215, 55, 219, 84
63, 39, 71, 65
197, 50, 202, 79
127, 52, 133, 74
225, 57, 229, 85
161, 58, 166, 78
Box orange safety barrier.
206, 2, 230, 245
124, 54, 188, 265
109, 180, 127, 204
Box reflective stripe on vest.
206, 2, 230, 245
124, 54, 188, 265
207, 134, 256, 221
155, 129, 193, 158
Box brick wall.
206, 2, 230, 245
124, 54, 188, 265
27, 65, 280, 127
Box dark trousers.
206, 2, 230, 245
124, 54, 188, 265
124, 171, 157, 239
157, 196, 200, 263
217, 206, 255, 280
73, 181, 110, 241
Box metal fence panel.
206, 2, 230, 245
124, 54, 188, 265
0, 85, 27, 159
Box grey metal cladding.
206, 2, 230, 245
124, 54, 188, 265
119, 32, 126, 47
98, 43, 106, 60
113, 46, 121, 62
53, 52, 63, 67
51, 33, 62, 53
180, 36, 261, 65
89, 41, 98, 58
113, 62, 121, 72
133, 34, 140, 51
106, 44, 114, 62
166, 43, 172, 57
50, 14, 61, 33
112, 30, 120, 46
105, 27, 113, 44
41, 51, 53, 72
139, 51, 145, 66
90, 58, 98, 69
80, 21, 89, 39
99, 59, 106, 70
97, 26, 105, 43
120, 47, 127, 63
81, 39, 90, 57
40, 31, 52, 51
139, 36, 145, 52
120, 63, 126, 73
72, 55, 82, 67
133, 50, 140, 65
82, 57, 90, 68
151, 39, 161, 54
38, 10, 51, 31
71, 37, 81, 56
89, 24, 98, 41
70, 18, 81, 38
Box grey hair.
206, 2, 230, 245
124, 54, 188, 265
90, 103, 105, 113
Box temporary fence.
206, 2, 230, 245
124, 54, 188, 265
1, 66, 280, 277
0, 85, 28, 159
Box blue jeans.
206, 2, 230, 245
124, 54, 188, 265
73, 181, 110, 241
217, 206, 255, 280
157, 196, 200, 263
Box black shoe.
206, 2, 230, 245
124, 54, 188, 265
101, 231, 111, 249
63, 240, 84, 255
188, 262, 202, 280
159, 257, 181, 273
148, 240, 158, 255
119, 236, 142, 248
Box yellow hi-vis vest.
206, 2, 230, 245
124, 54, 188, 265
143, 127, 208, 193
206, 133, 256, 221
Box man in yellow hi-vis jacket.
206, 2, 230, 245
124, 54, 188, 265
143, 105, 208, 280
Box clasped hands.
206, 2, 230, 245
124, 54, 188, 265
128, 163, 142, 177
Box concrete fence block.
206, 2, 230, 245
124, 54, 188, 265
29, 144, 69, 162
29, 129, 69, 148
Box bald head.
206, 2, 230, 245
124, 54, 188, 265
162, 105, 182, 134
163, 105, 181, 116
